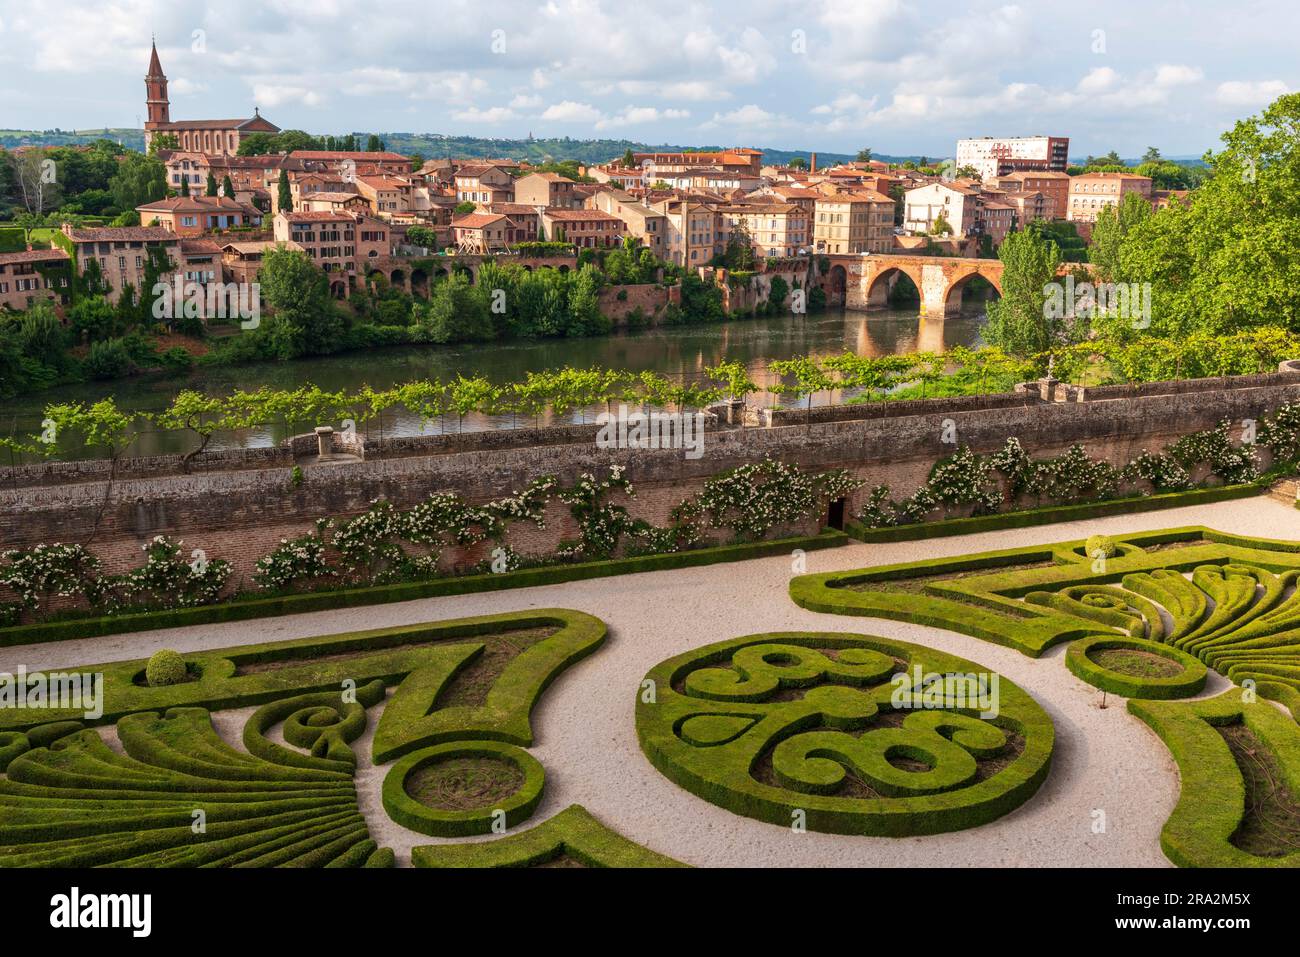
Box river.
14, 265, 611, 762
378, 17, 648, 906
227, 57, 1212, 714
0, 306, 986, 458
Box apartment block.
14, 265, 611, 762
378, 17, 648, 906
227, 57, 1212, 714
59, 224, 180, 304
0, 248, 71, 312
1066, 172, 1153, 224
956, 135, 1070, 181
814, 192, 895, 254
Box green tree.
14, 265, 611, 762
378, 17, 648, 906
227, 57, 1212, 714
109, 152, 167, 210
221, 174, 235, 198
205, 171, 219, 197
366, 134, 383, 152
982, 228, 1063, 359
277, 168, 292, 212
856, 148, 873, 163
410, 272, 493, 343
1088, 191, 1152, 285
1118, 92, 1300, 335
622, 148, 636, 167
258, 246, 343, 357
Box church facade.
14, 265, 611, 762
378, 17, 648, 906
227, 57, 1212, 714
143, 41, 280, 155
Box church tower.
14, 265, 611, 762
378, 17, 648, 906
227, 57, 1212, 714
145, 39, 170, 129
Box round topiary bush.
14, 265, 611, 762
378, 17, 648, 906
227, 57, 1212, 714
145, 649, 188, 687
1085, 534, 1117, 559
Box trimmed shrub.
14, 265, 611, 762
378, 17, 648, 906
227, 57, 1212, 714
145, 649, 187, 687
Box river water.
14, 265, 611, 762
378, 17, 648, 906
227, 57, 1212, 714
1, 306, 985, 458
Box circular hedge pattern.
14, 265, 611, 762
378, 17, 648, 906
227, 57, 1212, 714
1066, 634, 1207, 699
636, 632, 1055, 836
381, 740, 545, 837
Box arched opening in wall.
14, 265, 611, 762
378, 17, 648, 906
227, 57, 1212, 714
411, 268, 429, 298
329, 279, 347, 300
452, 263, 474, 284
944, 272, 1002, 317
366, 270, 387, 293
389, 268, 407, 290
557, 264, 570, 275
826, 265, 847, 307
432, 266, 449, 285
825, 497, 847, 531
866, 267, 920, 310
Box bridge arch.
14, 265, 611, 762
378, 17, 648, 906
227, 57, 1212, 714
943, 267, 1003, 316
865, 263, 924, 310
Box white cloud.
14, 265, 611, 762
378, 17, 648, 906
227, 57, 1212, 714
453, 106, 519, 123
1215, 79, 1289, 106
1153, 64, 1204, 87
169, 77, 208, 96
701, 104, 787, 130
509, 93, 543, 109
251, 84, 324, 108
595, 106, 689, 129
1077, 67, 1119, 94
540, 100, 602, 123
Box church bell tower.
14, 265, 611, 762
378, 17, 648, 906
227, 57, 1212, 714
144, 39, 170, 129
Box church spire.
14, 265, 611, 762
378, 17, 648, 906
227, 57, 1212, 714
146, 38, 165, 79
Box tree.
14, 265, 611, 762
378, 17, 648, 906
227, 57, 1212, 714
108, 152, 166, 210
622, 148, 636, 167
1142, 146, 1162, 164
405, 224, 436, 250
410, 272, 493, 344
147, 133, 180, 155
788, 156, 808, 170
769, 356, 834, 427
205, 171, 219, 197
1117, 91, 1300, 336
982, 227, 1063, 359
856, 148, 873, 163
13, 151, 62, 216
1088, 191, 1152, 286
723, 219, 756, 270
366, 134, 384, 152
930, 211, 954, 236
567, 264, 608, 337
221, 174, 235, 198
277, 168, 292, 212
258, 246, 343, 357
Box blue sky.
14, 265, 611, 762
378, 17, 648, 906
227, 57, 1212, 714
0, 0, 1295, 156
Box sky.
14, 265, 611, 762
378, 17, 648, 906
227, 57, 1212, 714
0, 0, 1296, 157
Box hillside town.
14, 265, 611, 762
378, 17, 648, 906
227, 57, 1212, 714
0, 41, 1194, 319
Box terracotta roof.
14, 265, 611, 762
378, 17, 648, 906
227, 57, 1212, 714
65, 226, 177, 243
452, 212, 508, 228
180, 239, 223, 255
288, 151, 410, 162
455, 163, 507, 178
303, 191, 366, 203
542, 209, 622, 221
222, 240, 303, 255
137, 195, 253, 213
357, 175, 410, 189
281, 211, 357, 222
0, 248, 70, 265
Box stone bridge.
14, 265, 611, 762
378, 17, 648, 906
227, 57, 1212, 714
824, 253, 1005, 317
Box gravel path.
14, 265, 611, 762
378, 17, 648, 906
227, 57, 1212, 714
8, 495, 1298, 867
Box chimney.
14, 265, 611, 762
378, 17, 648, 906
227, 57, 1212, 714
810, 152, 817, 174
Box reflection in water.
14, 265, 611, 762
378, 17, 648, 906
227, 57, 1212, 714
0, 306, 986, 458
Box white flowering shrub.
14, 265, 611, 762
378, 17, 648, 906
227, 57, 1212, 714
253, 520, 336, 592
675, 457, 861, 542
0, 543, 101, 614
99, 536, 232, 612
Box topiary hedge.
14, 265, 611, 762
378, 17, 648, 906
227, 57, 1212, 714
635, 632, 1054, 836
382, 741, 545, 837
1065, 634, 1207, 699
1128, 691, 1300, 867
411, 805, 685, 868
792, 525, 1300, 717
